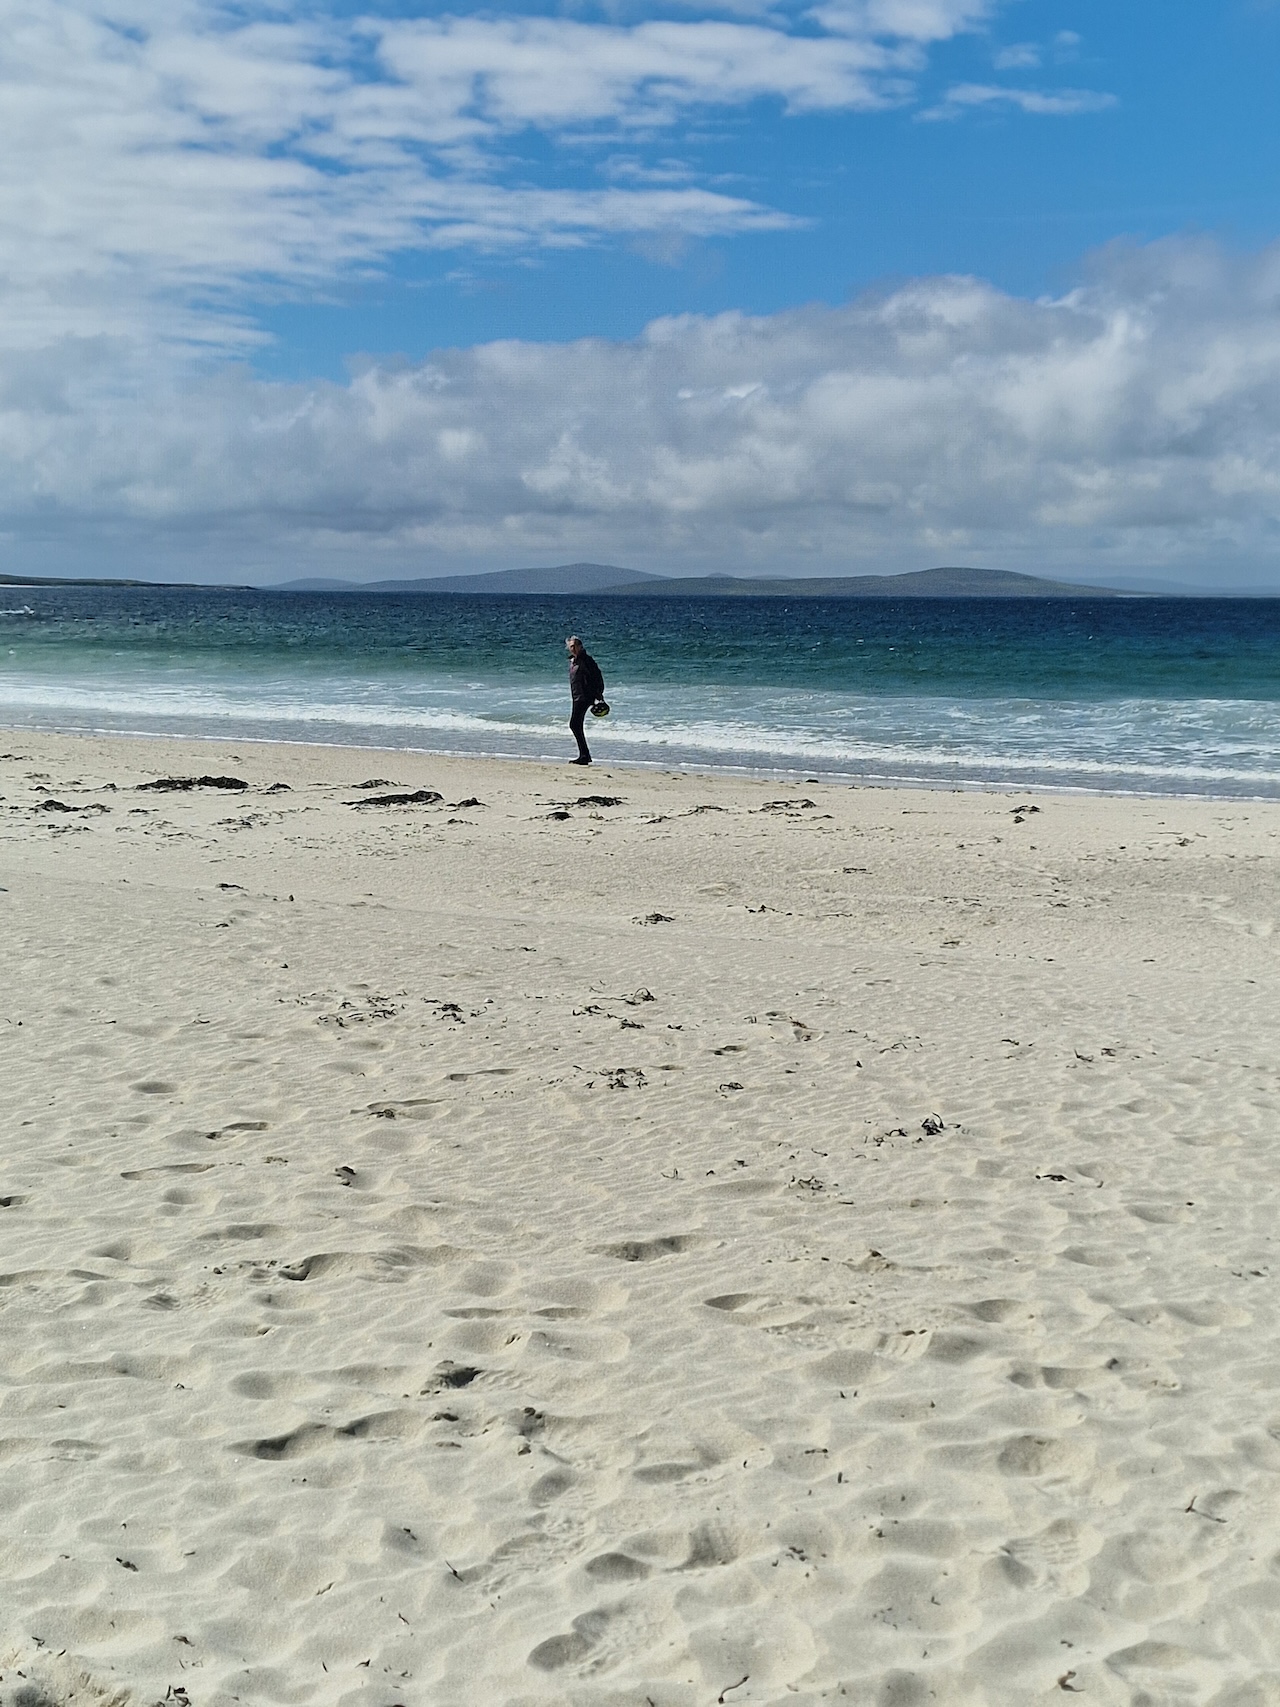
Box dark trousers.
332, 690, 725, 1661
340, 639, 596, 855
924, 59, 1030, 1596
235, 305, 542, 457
569, 700, 592, 761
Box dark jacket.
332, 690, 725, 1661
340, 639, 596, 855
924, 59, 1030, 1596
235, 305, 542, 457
569, 651, 604, 705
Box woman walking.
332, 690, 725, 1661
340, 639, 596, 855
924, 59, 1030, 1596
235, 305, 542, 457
565, 635, 605, 765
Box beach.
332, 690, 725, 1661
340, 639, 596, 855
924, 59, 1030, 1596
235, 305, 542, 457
3, 728, 1279, 1706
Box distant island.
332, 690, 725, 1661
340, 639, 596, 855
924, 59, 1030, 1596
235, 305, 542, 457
0, 572, 158, 588
2, 563, 1271, 595
22, 562, 1270, 595
274, 563, 1124, 598
276, 563, 656, 596
612, 566, 1123, 599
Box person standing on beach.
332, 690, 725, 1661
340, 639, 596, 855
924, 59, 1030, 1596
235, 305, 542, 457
566, 635, 605, 766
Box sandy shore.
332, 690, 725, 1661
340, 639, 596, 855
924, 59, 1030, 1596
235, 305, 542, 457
2, 731, 1279, 1707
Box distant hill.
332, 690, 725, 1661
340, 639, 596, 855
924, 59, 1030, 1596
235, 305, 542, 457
275, 563, 659, 595
0, 572, 161, 587
273, 563, 1122, 597
608, 566, 1123, 598
1, 564, 1138, 596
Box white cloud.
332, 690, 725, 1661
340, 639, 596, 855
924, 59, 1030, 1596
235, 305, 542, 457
602, 156, 698, 185
923, 81, 1117, 119
9, 240, 1280, 585
812, 0, 994, 42
373, 16, 901, 130
0, 0, 1168, 582
0, 0, 1007, 356
993, 42, 1040, 70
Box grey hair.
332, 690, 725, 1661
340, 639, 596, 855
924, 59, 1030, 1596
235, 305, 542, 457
566, 634, 582, 647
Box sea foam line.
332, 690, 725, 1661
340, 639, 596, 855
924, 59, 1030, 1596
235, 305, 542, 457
4, 676, 1280, 792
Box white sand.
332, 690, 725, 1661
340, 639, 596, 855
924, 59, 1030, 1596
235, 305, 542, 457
2, 731, 1279, 1707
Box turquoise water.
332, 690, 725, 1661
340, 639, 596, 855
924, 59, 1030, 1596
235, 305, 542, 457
3, 583, 1280, 796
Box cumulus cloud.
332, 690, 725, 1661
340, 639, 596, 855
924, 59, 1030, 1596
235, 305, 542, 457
9, 241, 1280, 584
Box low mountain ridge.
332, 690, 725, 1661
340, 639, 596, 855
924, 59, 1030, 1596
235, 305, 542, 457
3, 564, 1134, 596
606, 566, 1122, 598
276, 562, 657, 595
273, 564, 1122, 597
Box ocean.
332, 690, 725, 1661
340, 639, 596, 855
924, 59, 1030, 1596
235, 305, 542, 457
3, 582, 1280, 798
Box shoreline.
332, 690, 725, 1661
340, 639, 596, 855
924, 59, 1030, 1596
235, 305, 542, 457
3, 729, 1280, 1703
4, 718, 1280, 805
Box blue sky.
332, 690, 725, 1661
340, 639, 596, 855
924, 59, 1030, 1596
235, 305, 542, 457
252, 1, 1280, 376
6, 0, 1280, 585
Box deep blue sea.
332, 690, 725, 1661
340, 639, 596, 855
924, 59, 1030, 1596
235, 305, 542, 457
4, 583, 1280, 797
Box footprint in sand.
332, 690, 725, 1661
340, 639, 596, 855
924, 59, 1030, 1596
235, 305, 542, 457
230, 1369, 310, 1400
275, 1248, 446, 1284
596, 1234, 701, 1262
464, 1517, 591, 1593
528, 1613, 609, 1672
238, 1408, 421, 1459
632, 1460, 704, 1483
677, 1519, 740, 1570
965, 1297, 1032, 1324
530, 1469, 576, 1506
998, 1518, 1101, 1590
705, 1293, 759, 1312
703, 1293, 835, 1338
924, 1332, 992, 1364
1128, 1200, 1195, 1224
584, 1553, 652, 1583
527, 1597, 668, 1677
703, 1174, 784, 1200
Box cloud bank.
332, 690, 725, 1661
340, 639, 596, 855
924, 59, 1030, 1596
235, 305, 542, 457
7, 3, 1228, 585
10, 241, 1280, 585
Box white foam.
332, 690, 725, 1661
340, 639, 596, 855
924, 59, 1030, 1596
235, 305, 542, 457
3, 668, 1280, 797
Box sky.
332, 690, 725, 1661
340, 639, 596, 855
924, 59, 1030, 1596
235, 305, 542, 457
6, 0, 1280, 587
